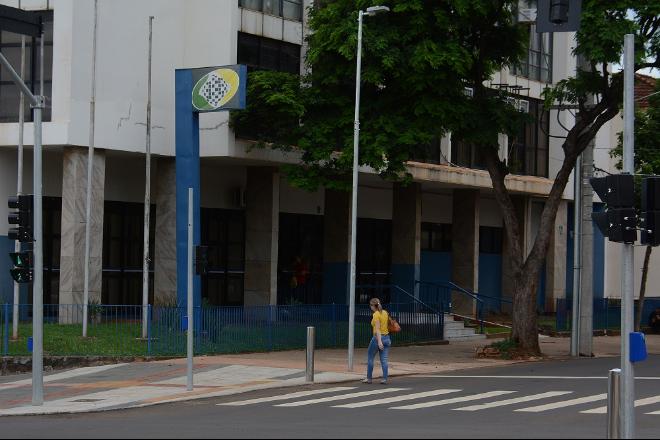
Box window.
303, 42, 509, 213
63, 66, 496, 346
239, 0, 303, 21
452, 138, 486, 170
238, 32, 301, 74
102, 202, 155, 305
508, 98, 549, 178
410, 138, 442, 165
0, 10, 53, 123
201, 209, 245, 306
421, 223, 452, 252
277, 213, 324, 305
480, 227, 503, 254
357, 219, 392, 303
513, 24, 553, 83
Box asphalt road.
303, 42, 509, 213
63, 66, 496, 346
2, 356, 660, 439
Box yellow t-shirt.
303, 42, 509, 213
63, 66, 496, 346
371, 310, 389, 336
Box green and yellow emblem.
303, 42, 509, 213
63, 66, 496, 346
192, 68, 240, 111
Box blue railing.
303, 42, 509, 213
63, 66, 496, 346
556, 298, 660, 332
415, 281, 513, 334
1, 301, 445, 357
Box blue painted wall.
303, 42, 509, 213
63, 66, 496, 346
420, 251, 452, 284
322, 262, 349, 304
566, 203, 606, 301
478, 253, 502, 301
0, 236, 12, 304
391, 264, 418, 296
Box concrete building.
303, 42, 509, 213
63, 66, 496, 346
0, 0, 652, 315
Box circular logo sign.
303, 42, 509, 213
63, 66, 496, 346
192, 68, 240, 111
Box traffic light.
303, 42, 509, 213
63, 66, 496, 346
9, 251, 33, 284
195, 245, 209, 276
536, 0, 582, 33
641, 177, 660, 247
8, 195, 33, 243
590, 174, 637, 244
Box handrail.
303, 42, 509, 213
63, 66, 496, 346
356, 284, 443, 315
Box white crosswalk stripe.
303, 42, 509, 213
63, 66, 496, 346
515, 394, 608, 413
275, 388, 408, 407
217, 387, 357, 406
331, 389, 461, 409
391, 391, 517, 410
581, 395, 660, 414
453, 391, 573, 412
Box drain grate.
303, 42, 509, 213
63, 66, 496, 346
71, 398, 105, 403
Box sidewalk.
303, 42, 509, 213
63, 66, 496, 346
0, 335, 657, 416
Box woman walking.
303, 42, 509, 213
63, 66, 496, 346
363, 298, 392, 385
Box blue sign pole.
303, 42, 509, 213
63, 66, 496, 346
175, 69, 201, 310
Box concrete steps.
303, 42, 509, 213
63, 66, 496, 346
444, 315, 487, 342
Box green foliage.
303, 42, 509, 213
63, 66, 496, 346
611, 79, 660, 209
231, 0, 527, 190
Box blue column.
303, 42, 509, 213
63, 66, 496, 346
175, 69, 201, 309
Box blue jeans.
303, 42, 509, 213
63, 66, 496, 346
367, 335, 391, 381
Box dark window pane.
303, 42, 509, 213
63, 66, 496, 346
282, 0, 302, 20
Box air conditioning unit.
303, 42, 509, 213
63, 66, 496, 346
232, 187, 246, 209
517, 99, 530, 113
518, 8, 537, 23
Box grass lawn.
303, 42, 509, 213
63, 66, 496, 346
3, 321, 431, 357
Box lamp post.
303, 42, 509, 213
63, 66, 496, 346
348, 5, 389, 372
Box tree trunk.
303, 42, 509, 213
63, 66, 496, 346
635, 246, 653, 332
511, 273, 541, 354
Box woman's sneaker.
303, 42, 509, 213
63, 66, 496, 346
380, 380, 388, 385
361, 379, 372, 384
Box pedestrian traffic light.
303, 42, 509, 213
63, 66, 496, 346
195, 245, 209, 276
641, 177, 660, 247
590, 174, 637, 244
7, 195, 33, 243
9, 251, 33, 284
536, 0, 582, 33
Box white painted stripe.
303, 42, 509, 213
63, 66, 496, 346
218, 387, 357, 406
418, 375, 660, 381
332, 389, 460, 409
582, 395, 660, 414
275, 388, 407, 407
391, 391, 517, 410
453, 391, 573, 412
516, 394, 608, 413
0, 363, 129, 390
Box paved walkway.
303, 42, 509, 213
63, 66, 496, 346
0, 335, 657, 416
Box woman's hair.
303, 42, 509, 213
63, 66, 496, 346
369, 298, 383, 312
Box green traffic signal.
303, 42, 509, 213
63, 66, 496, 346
10, 268, 33, 284
9, 252, 31, 268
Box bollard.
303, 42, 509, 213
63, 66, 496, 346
608, 368, 621, 439
306, 326, 315, 383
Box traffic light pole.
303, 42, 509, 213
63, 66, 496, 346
12, 34, 27, 341
0, 48, 45, 407
620, 34, 636, 439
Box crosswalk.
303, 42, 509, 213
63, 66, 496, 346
218, 387, 660, 415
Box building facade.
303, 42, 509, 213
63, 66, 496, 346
0, 0, 650, 313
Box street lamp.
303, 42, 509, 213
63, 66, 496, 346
348, 5, 389, 372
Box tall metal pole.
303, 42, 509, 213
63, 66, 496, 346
83, 0, 99, 338
348, 10, 364, 372
0, 48, 43, 405
12, 33, 27, 341
187, 188, 194, 392
620, 33, 636, 439
571, 155, 582, 357
141, 16, 154, 340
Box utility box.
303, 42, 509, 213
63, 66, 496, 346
630, 332, 648, 363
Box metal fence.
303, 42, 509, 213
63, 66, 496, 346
0, 301, 444, 358
556, 298, 660, 332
